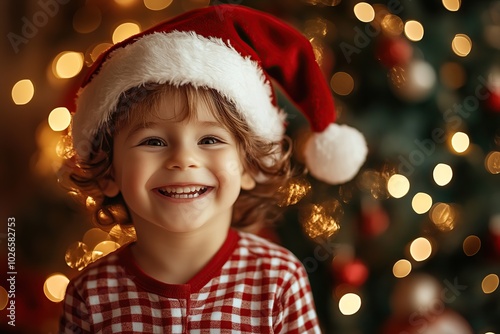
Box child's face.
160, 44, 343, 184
102, 90, 255, 234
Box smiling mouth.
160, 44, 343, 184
157, 186, 210, 199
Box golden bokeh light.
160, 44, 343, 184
112, 22, 141, 44
304, 18, 329, 39
482, 274, 499, 294
463, 235, 481, 256
12, 79, 34, 105
330, 71, 355, 96
450, 131, 470, 153
108, 224, 137, 245
393, 259, 412, 278
90, 43, 113, 63
92, 241, 121, 261
452, 34, 472, 57
359, 170, 390, 200
370, 4, 390, 30
381, 14, 404, 36
429, 202, 456, 231
442, 0, 461, 12
485, 151, 500, 174
83, 228, 109, 250
0, 286, 8, 310
56, 134, 75, 159
33, 122, 64, 175
354, 2, 375, 23
48, 107, 71, 132
409, 237, 432, 262
115, 0, 137, 6
404, 20, 424, 41
144, 0, 173, 10
338, 293, 362, 315
433, 163, 453, 186
300, 204, 340, 240
311, 42, 324, 66
65, 241, 92, 271
44, 273, 70, 303
440, 62, 466, 89
277, 177, 311, 207
387, 174, 410, 198
412, 192, 433, 214
388, 66, 406, 89
53, 51, 84, 79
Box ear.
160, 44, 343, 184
99, 176, 120, 198
241, 170, 256, 190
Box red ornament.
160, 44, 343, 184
333, 258, 369, 287
490, 232, 500, 255
485, 89, 500, 112
360, 205, 390, 237
376, 36, 413, 68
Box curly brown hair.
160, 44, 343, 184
60, 83, 294, 230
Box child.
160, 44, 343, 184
60, 4, 367, 333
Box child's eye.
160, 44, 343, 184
140, 138, 165, 146
199, 136, 221, 145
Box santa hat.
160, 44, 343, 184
71, 4, 367, 184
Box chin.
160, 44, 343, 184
153, 221, 207, 234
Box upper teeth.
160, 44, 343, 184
159, 186, 208, 199
163, 186, 206, 194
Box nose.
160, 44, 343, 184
165, 143, 199, 170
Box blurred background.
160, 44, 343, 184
1, 0, 500, 333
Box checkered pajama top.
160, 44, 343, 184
60, 229, 321, 333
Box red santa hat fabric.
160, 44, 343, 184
71, 4, 367, 184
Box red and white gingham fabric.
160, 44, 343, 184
60, 229, 321, 333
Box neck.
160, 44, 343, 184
131, 221, 230, 285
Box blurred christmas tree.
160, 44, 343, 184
1, 0, 499, 333
269, 0, 500, 333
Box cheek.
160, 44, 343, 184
213, 155, 243, 189
117, 162, 157, 214
116, 159, 151, 193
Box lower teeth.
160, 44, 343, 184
170, 193, 200, 199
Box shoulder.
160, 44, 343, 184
235, 230, 304, 273
67, 246, 129, 296
232, 230, 314, 304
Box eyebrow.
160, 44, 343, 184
125, 121, 159, 141
124, 120, 228, 140
198, 121, 226, 129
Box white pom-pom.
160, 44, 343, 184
303, 123, 368, 184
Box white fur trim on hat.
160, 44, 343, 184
72, 31, 286, 157
304, 123, 368, 184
